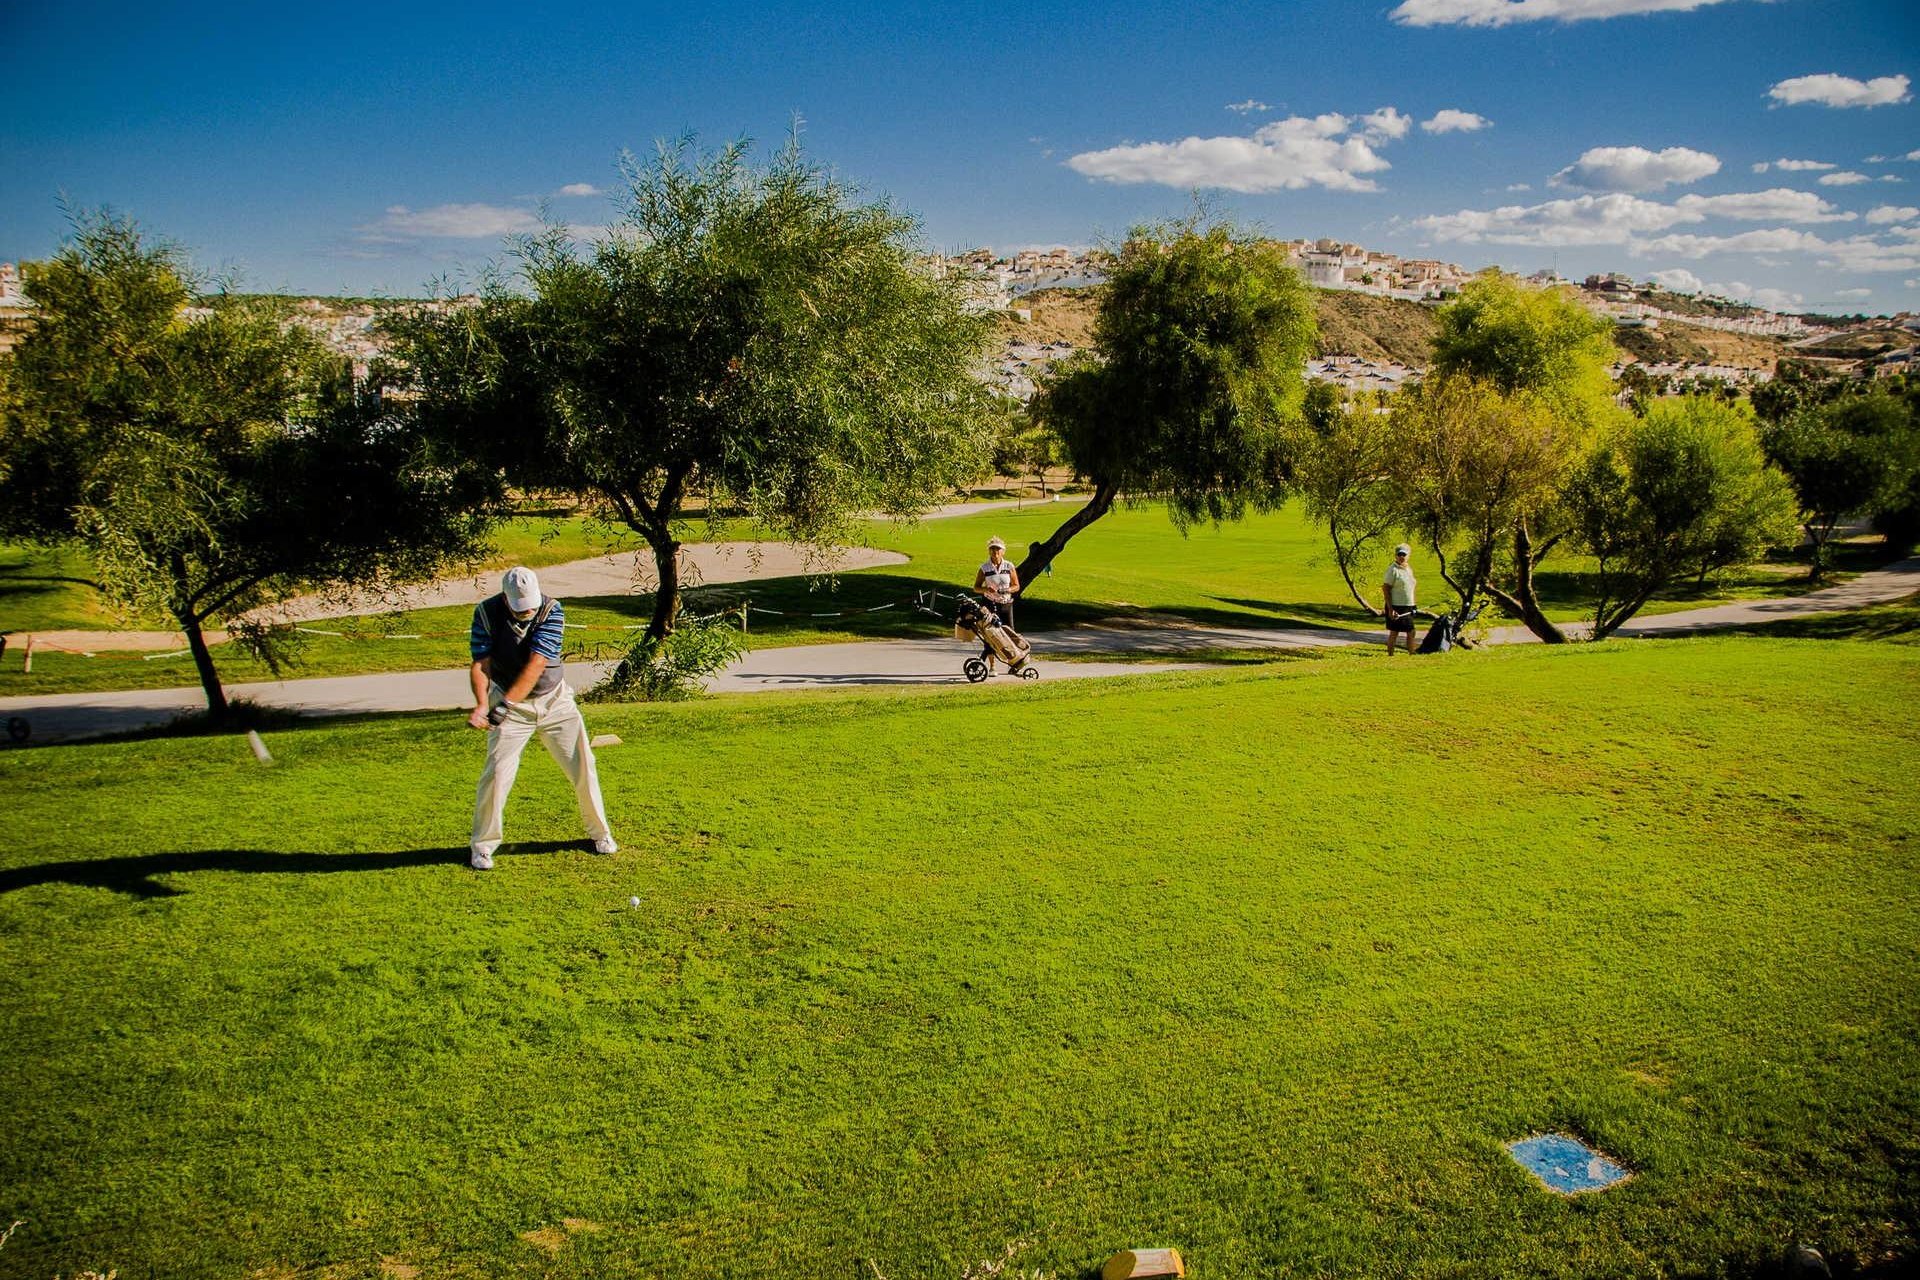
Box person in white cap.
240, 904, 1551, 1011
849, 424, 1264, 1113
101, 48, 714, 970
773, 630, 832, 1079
1381, 543, 1419, 655
465, 566, 615, 869
972, 535, 1022, 672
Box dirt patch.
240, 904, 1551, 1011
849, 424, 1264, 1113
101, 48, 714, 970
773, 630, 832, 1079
520, 1226, 570, 1254
521, 1219, 605, 1255
379, 1260, 420, 1280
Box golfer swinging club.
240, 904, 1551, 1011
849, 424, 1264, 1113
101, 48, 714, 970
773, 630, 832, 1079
466, 567, 616, 869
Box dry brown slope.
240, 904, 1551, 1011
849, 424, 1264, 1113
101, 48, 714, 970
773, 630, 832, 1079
1313, 292, 1439, 364
1612, 321, 1789, 370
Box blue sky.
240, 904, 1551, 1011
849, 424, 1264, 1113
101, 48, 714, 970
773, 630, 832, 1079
2, 0, 1916, 313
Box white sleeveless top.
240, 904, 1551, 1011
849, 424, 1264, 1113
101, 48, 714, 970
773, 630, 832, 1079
979, 560, 1014, 603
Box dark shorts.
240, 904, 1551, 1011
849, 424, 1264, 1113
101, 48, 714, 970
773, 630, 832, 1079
986, 600, 1014, 630
1386, 607, 1418, 633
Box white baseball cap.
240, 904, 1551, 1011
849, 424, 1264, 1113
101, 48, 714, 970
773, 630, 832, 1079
502, 566, 541, 612
987, 536, 1006, 550
1395, 543, 1412, 556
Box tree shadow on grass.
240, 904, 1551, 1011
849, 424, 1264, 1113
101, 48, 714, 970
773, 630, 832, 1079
0, 839, 581, 898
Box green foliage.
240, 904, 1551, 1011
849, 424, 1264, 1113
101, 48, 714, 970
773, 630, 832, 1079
1020, 219, 1317, 582
0, 212, 497, 717
387, 134, 994, 639
1075, 220, 1315, 527
586, 609, 748, 702
2, 645, 1917, 1276
1386, 378, 1574, 614
1430, 275, 1619, 429
1763, 388, 1920, 578
1294, 383, 1398, 613
1569, 397, 1800, 637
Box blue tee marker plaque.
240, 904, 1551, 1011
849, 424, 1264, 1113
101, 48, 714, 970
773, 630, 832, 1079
1507, 1134, 1631, 1193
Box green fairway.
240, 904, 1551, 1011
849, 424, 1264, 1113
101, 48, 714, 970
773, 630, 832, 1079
2, 639, 1916, 1277
2, 503, 1886, 698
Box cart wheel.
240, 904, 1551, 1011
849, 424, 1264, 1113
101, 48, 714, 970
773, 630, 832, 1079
963, 658, 989, 683
1017, 666, 1039, 680
5, 716, 27, 743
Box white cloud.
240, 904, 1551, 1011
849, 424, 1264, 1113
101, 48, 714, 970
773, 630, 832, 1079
1674, 188, 1853, 222
1067, 111, 1397, 193
1423, 109, 1492, 134
1648, 268, 1708, 293
1867, 205, 1920, 224
1414, 193, 1698, 246
1768, 73, 1912, 109
1752, 157, 1837, 173
1908, 279, 1920, 288
1820, 236, 1920, 272
1551, 145, 1721, 192
1226, 99, 1273, 114
1818, 171, 1872, 186
1634, 228, 1829, 257
1834, 287, 1873, 299
1390, 0, 1741, 26
1505, 182, 1533, 192
1412, 189, 1849, 249
556, 183, 601, 197
1362, 107, 1414, 141
1647, 268, 1803, 310
367, 203, 541, 239
1883, 175, 1905, 183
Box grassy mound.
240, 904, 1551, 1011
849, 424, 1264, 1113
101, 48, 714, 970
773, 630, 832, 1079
2, 640, 1916, 1277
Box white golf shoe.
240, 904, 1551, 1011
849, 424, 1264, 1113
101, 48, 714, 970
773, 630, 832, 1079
469, 849, 494, 870
592, 836, 618, 855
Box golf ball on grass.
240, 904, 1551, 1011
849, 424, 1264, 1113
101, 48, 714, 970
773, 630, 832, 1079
629, 896, 641, 907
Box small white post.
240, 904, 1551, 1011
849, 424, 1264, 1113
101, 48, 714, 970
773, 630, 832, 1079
246, 730, 272, 763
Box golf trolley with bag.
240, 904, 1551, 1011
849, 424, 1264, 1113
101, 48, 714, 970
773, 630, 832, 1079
917, 590, 1039, 682
1413, 600, 1486, 654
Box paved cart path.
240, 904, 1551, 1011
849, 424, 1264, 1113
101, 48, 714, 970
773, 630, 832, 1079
2, 556, 1912, 745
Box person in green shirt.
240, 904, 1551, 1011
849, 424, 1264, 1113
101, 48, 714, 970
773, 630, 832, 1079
1381, 543, 1418, 655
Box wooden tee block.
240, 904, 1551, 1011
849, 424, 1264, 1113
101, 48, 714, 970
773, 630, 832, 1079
1102, 1248, 1186, 1280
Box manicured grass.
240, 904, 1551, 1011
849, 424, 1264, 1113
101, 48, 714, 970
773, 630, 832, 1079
2, 640, 1916, 1277
1, 503, 1898, 697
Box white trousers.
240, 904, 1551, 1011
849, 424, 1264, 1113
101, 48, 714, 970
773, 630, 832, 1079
470, 681, 612, 857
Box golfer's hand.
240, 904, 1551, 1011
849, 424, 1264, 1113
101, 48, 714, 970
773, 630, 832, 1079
467, 705, 491, 730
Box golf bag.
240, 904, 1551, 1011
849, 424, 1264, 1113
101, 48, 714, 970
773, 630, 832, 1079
1418, 601, 1485, 654
955, 594, 1032, 671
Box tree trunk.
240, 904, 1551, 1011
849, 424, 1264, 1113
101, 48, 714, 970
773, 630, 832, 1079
1589, 581, 1661, 641
178, 609, 229, 722
1508, 520, 1567, 643
644, 535, 681, 642
1329, 513, 1382, 617
1014, 479, 1118, 585
1805, 518, 1835, 583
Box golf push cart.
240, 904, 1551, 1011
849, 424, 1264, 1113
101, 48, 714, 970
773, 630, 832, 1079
1411, 600, 1486, 653
917, 590, 1039, 682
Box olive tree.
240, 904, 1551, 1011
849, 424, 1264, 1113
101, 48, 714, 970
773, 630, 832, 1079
388, 136, 994, 644
1387, 378, 1574, 627
0, 212, 497, 721
1413, 275, 1623, 641
1763, 390, 1920, 580
1295, 381, 1398, 616
1569, 397, 1799, 638
1017, 221, 1316, 584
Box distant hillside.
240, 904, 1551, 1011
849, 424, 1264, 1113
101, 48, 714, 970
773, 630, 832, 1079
1789, 327, 1912, 357
995, 287, 1099, 346
996, 285, 1443, 366
1313, 291, 1439, 365
1611, 320, 1790, 370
